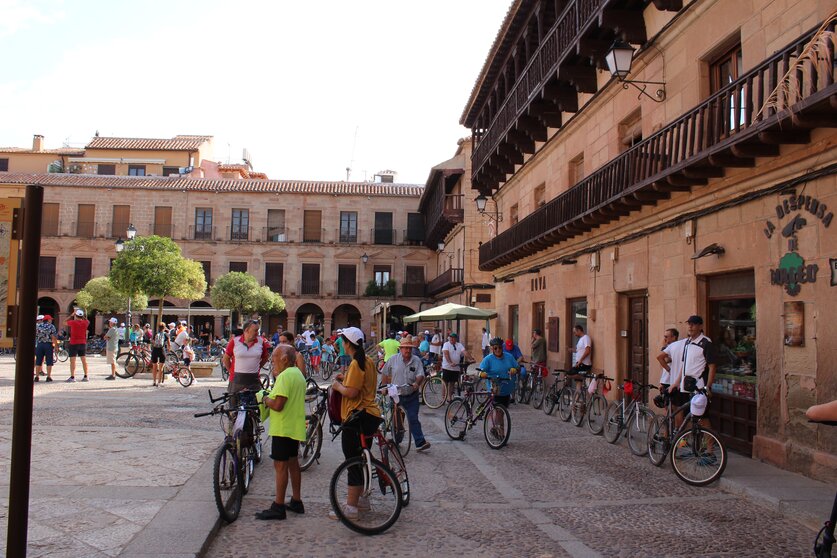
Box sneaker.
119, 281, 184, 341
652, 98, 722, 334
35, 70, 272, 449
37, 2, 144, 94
34, 375, 39, 382
65, 377, 75, 383
46, 377, 53, 382
105, 375, 116, 380
81, 376, 89, 382
38, 371, 46, 376
286, 499, 305, 514
255, 502, 286, 520
416, 441, 431, 452
357, 496, 370, 511
328, 505, 358, 520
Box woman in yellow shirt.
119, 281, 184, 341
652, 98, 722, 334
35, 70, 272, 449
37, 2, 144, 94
329, 326, 381, 520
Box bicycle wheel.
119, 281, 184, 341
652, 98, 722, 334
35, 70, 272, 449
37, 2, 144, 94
444, 398, 469, 440
570, 390, 587, 426
647, 415, 670, 466
530, 377, 545, 409
221, 362, 229, 381
239, 445, 254, 495
670, 427, 727, 486
212, 443, 243, 523
558, 387, 574, 422
473, 377, 489, 404
124, 355, 142, 378
299, 417, 323, 472
515, 376, 526, 404
382, 441, 410, 507
523, 373, 535, 404
483, 404, 511, 449
260, 373, 271, 391
115, 352, 133, 378
421, 375, 446, 409
321, 361, 334, 381
56, 348, 69, 363
329, 456, 402, 535
587, 394, 608, 435
543, 385, 558, 416
390, 407, 411, 457
627, 407, 654, 456
166, 351, 179, 366
176, 367, 194, 388
603, 401, 624, 444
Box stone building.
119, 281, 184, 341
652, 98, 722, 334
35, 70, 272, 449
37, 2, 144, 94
461, 0, 836, 481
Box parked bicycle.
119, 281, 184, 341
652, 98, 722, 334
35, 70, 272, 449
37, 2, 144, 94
812, 419, 837, 557
193, 389, 265, 522
646, 387, 727, 486
299, 384, 329, 471
444, 373, 512, 449
603, 379, 657, 455
565, 371, 611, 434
378, 383, 411, 456
526, 362, 548, 408
420, 362, 446, 409
542, 369, 569, 416
329, 409, 405, 535
53, 341, 69, 363
118, 343, 152, 378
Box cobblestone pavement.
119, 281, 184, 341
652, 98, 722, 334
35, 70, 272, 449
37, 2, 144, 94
0, 355, 228, 557
205, 398, 816, 558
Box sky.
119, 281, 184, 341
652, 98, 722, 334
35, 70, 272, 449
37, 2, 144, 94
0, 0, 511, 184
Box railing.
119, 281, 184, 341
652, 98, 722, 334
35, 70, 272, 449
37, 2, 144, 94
38, 273, 55, 290
302, 228, 325, 243
471, 0, 603, 179
300, 279, 321, 296
402, 283, 426, 297
402, 229, 424, 245
153, 223, 174, 237
427, 268, 464, 296
263, 226, 290, 242
73, 274, 90, 290
111, 222, 131, 239
189, 225, 216, 241
265, 279, 285, 294
372, 228, 396, 245
479, 23, 836, 270
339, 229, 359, 243
41, 220, 60, 236
74, 220, 96, 238
425, 192, 464, 246
229, 226, 251, 242
336, 280, 359, 297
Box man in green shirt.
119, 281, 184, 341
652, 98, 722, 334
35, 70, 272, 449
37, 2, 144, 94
256, 344, 307, 520
379, 331, 400, 362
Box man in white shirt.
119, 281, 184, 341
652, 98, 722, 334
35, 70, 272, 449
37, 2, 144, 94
656, 328, 680, 390
481, 328, 490, 357
657, 328, 687, 426
429, 328, 443, 364
661, 316, 718, 422
569, 325, 592, 374
174, 327, 191, 351
441, 332, 472, 402
303, 326, 315, 347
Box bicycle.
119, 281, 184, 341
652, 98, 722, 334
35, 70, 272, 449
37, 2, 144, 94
646, 388, 727, 486
329, 410, 405, 535
193, 390, 264, 522
444, 373, 512, 449
527, 362, 548, 408
542, 369, 569, 416
119, 343, 152, 378
320, 354, 336, 381
566, 372, 611, 434
299, 384, 329, 471
378, 384, 411, 456
162, 360, 195, 387
811, 419, 837, 557
603, 379, 657, 455
53, 341, 69, 363
420, 362, 446, 409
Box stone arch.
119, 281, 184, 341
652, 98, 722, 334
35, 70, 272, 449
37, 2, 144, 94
388, 304, 417, 335
37, 296, 59, 319
295, 303, 324, 333
332, 304, 362, 330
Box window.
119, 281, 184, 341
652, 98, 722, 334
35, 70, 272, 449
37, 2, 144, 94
128, 165, 146, 176
710, 43, 744, 130
97, 164, 115, 175
265, 263, 284, 293
708, 272, 756, 401
200, 261, 211, 287
76, 204, 95, 237
373, 265, 391, 287
533, 183, 546, 208
231, 208, 249, 241
111, 205, 130, 238
42, 203, 59, 236
337, 264, 357, 295
195, 208, 213, 240
0, 158, 8, 172
154, 206, 173, 237
267, 209, 286, 242
569, 153, 584, 185
339, 211, 358, 243
303, 210, 322, 242
162, 166, 180, 176
532, 301, 545, 336
38, 256, 56, 289
406, 213, 424, 243
374, 212, 393, 244
568, 298, 588, 365
301, 264, 320, 295
508, 305, 519, 343
404, 266, 424, 297
618, 109, 643, 152
509, 204, 519, 226
229, 261, 248, 273
73, 258, 92, 289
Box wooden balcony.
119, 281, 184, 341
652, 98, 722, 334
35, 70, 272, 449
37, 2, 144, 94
479, 23, 837, 271
427, 268, 464, 296
419, 153, 466, 249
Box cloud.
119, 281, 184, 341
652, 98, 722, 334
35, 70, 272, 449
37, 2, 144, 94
0, 0, 59, 37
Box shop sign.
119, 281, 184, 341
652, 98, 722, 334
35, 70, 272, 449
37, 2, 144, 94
763, 194, 832, 296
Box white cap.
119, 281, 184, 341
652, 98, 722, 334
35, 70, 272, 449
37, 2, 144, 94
180, 320, 187, 324
424, 330, 430, 335
36, 314, 44, 320
75, 309, 84, 316
120, 323, 125, 327
168, 322, 175, 327
690, 392, 708, 417
109, 317, 118, 323
335, 329, 343, 334
341, 326, 364, 346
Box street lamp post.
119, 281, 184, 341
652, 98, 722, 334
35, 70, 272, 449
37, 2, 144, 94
115, 224, 138, 333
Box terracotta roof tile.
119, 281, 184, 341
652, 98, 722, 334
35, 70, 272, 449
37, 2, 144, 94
85, 135, 212, 151
0, 147, 85, 155
0, 172, 423, 196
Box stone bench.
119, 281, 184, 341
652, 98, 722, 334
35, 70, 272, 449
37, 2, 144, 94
190, 362, 217, 378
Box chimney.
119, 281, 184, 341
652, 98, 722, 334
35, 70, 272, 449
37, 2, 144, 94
33, 135, 44, 152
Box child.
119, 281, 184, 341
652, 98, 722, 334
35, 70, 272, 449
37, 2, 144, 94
182, 337, 195, 368
322, 338, 335, 365
309, 335, 322, 373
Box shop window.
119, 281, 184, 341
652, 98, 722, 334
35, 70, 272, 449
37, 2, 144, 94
568, 298, 588, 365
708, 272, 756, 401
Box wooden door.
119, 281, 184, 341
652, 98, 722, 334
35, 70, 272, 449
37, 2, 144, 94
629, 295, 648, 398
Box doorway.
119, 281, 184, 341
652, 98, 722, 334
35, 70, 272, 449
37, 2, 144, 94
628, 294, 649, 400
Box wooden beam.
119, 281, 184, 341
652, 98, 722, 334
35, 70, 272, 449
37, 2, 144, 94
517, 116, 548, 142
633, 190, 670, 202
576, 38, 612, 60
600, 9, 647, 43
791, 111, 837, 128
506, 129, 536, 153
667, 174, 708, 187
558, 65, 598, 94
543, 82, 578, 112
731, 143, 780, 158
708, 153, 755, 167
758, 130, 810, 144
651, 0, 683, 11
683, 166, 725, 179
498, 143, 524, 165
653, 180, 692, 193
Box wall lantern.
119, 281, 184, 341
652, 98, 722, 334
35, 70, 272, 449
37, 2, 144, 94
605, 39, 666, 102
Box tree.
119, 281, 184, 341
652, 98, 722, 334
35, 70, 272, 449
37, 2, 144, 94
76, 276, 149, 315
210, 272, 285, 326
109, 235, 207, 325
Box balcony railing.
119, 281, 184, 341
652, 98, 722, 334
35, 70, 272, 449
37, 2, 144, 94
402, 229, 424, 245
111, 222, 131, 239
479, 23, 837, 271
73, 274, 91, 290
38, 273, 55, 290
300, 279, 321, 296
263, 226, 290, 242
41, 221, 60, 236
265, 279, 285, 294
425, 193, 464, 248
336, 280, 359, 297
427, 268, 463, 296
153, 223, 174, 237
74, 221, 96, 238
302, 228, 325, 243
339, 229, 359, 243
229, 226, 251, 242
190, 225, 216, 241
402, 283, 426, 297
372, 228, 396, 245
471, 0, 603, 184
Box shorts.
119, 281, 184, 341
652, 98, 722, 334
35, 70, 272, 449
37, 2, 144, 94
494, 395, 511, 408
311, 355, 321, 367
271, 436, 300, 461
183, 358, 192, 366
337, 355, 351, 366
150, 347, 166, 363
442, 369, 461, 384
671, 390, 691, 409
228, 373, 262, 394
570, 363, 592, 374
68, 343, 86, 358
35, 342, 54, 366
106, 349, 115, 365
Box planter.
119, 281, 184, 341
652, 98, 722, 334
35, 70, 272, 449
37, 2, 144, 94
190, 362, 216, 378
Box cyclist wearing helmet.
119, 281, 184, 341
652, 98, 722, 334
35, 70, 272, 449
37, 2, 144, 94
479, 337, 518, 435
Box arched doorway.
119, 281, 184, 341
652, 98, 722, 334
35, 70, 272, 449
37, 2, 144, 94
37, 297, 59, 320
388, 305, 416, 335
146, 299, 178, 327
332, 304, 362, 331
266, 310, 288, 338
295, 303, 324, 333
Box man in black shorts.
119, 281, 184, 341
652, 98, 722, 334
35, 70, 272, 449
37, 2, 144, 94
150, 322, 168, 387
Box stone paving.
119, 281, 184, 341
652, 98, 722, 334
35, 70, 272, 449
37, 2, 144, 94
205, 398, 818, 558
0, 355, 227, 557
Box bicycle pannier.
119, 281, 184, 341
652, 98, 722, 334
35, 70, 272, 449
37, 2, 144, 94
327, 386, 343, 425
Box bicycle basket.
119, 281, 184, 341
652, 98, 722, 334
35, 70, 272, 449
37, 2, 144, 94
327, 386, 343, 425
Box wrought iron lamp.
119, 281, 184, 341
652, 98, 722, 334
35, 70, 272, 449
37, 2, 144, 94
475, 194, 503, 223
605, 40, 666, 102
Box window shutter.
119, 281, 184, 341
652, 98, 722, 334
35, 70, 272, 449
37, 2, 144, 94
77, 204, 95, 237
303, 211, 322, 242
548, 317, 560, 352
154, 206, 172, 236
265, 263, 284, 292
42, 203, 59, 236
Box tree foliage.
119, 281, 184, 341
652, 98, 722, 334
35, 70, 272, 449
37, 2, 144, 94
210, 272, 285, 324
109, 235, 207, 322
76, 276, 149, 314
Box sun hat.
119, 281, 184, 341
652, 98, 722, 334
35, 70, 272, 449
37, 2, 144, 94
36, 314, 44, 320
399, 337, 414, 348
341, 326, 364, 346
75, 309, 84, 316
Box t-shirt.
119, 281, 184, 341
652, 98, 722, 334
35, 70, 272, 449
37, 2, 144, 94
505, 344, 523, 361
481, 332, 490, 350
479, 352, 518, 397
334, 337, 345, 357
429, 334, 442, 354
419, 339, 430, 354
322, 344, 335, 360
67, 319, 89, 345
340, 356, 381, 420
680, 334, 717, 390
303, 330, 315, 346
260, 366, 307, 440
575, 334, 592, 366
661, 339, 686, 385
174, 330, 190, 349
379, 338, 400, 361
531, 337, 547, 364
105, 327, 120, 352
310, 338, 321, 357
442, 341, 465, 371
381, 353, 425, 396
225, 335, 270, 376
35, 322, 56, 344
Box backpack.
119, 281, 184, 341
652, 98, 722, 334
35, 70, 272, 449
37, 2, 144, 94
153, 332, 167, 348
327, 386, 343, 425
